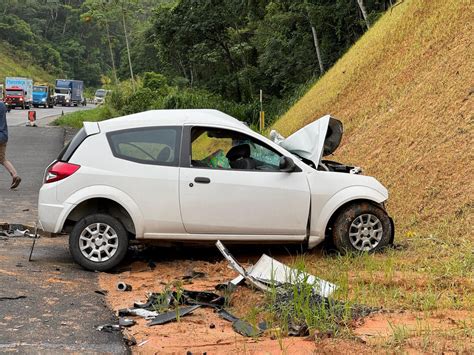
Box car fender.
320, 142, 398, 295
56, 185, 144, 236
311, 185, 388, 238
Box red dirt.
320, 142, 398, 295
99, 259, 474, 353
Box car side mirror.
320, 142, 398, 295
279, 156, 296, 172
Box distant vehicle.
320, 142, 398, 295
4, 77, 33, 111
54, 79, 84, 107
33, 84, 55, 108
93, 89, 109, 105
38, 109, 394, 271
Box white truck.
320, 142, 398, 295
4, 77, 33, 110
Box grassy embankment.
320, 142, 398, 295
0, 42, 52, 82
269, 0, 473, 350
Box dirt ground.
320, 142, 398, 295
98, 247, 474, 354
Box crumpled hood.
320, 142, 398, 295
270, 114, 343, 166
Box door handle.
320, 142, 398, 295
194, 177, 211, 184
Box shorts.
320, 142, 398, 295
0, 143, 6, 164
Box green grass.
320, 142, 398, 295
0, 42, 52, 83
53, 106, 117, 128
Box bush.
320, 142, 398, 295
121, 87, 160, 115
143, 72, 169, 95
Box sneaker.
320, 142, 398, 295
10, 176, 21, 189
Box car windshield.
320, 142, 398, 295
95, 90, 106, 97
55, 89, 69, 94
34, 86, 47, 92
6, 90, 23, 96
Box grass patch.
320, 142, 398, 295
0, 42, 52, 82
53, 106, 117, 128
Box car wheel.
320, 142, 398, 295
69, 214, 129, 271
332, 202, 392, 253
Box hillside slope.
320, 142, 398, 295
274, 0, 473, 239
0, 42, 51, 82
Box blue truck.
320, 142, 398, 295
33, 83, 55, 108
54, 79, 84, 107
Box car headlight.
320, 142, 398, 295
42, 98, 46, 102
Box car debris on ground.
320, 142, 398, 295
101, 241, 378, 340
215, 240, 337, 297
0, 223, 32, 238
116, 282, 132, 292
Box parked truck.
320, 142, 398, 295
4, 77, 33, 111
54, 79, 84, 107
33, 83, 55, 108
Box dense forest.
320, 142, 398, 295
0, 0, 396, 123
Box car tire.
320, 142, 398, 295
332, 202, 392, 253
69, 214, 129, 271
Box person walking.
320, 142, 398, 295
0, 101, 21, 189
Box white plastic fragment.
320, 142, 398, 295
216, 240, 337, 297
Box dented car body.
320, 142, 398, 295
38, 109, 394, 271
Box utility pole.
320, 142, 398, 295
121, 2, 135, 90
356, 0, 371, 29
310, 25, 324, 75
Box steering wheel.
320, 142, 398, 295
121, 142, 156, 161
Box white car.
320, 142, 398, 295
38, 109, 394, 271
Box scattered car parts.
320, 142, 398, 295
116, 282, 132, 292
216, 240, 337, 297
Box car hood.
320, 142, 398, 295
270, 114, 343, 166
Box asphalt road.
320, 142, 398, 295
0, 119, 126, 352
7, 104, 93, 127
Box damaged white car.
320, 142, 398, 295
38, 109, 394, 271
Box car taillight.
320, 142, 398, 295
19, 98, 23, 101
44, 162, 80, 184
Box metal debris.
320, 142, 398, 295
232, 319, 263, 337
148, 305, 201, 326
119, 317, 136, 327
118, 308, 159, 320
96, 324, 121, 332
216, 240, 337, 297
0, 295, 27, 301
116, 282, 132, 292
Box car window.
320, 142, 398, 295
190, 127, 282, 171
108, 126, 181, 166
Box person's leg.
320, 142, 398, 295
0, 143, 21, 189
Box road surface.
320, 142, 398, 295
0, 112, 126, 353
7, 104, 93, 127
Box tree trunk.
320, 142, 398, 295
105, 21, 118, 85
310, 26, 324, 75
356, 0, 370, 29
121, 5, 135, 90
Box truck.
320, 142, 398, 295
33, 83, 55, 108
54, 79, 84, 107
4, 77, 33, 111
93, 89, 109, 105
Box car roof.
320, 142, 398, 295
96, 109, 250, 133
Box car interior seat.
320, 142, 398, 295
226, 144, 256, 169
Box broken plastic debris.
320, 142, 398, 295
216, 240, 337, 297
119, 317, 136, 327
215, 241, 271, 291
232, 319, 264, 337
96, 324, 121, 332
148, 305, 201, 326
118, 308, 159, 319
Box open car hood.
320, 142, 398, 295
270, 115, 343, 166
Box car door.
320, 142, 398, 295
179, 125, 311, 236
